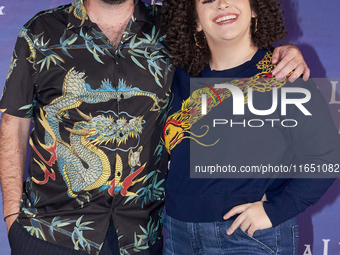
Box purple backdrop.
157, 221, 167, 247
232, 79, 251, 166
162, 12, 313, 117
0, 1, 339, 254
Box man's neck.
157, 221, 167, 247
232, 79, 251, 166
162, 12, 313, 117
84, 0, 135, 48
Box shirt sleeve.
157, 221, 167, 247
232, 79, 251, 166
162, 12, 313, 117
0, 27, 37, 118
263, 79, 339, 227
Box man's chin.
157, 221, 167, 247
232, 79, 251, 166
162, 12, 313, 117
100, 0, 128, 5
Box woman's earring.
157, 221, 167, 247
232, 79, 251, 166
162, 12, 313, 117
254, 18, 258, 33
194, 32, 206, 49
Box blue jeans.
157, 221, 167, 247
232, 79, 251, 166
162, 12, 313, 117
163, 212, 298, 255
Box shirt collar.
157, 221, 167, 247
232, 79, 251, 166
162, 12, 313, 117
67, 0, 153, 29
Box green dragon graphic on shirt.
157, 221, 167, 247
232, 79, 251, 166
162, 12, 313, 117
30, 67, 165, 204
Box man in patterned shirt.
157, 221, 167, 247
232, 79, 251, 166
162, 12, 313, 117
0, 0, 309, 254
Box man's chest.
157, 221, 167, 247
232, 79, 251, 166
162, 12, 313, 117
97, 21, 129, 48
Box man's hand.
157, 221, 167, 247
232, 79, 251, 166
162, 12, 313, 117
272, 45, 310, 82
0, 113, 31, 233
223, 201, 272, 237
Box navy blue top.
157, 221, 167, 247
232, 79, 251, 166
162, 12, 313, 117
163, 50, 340, 227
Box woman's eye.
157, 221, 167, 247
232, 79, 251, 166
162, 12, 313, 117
202, 0, 215, 4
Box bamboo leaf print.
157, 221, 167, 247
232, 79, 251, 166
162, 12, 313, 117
131, 56, 146, 70
142, 32, 152, 41
129, 34, 137, 49
128, 50, 143, 58
67, 34, 78, 45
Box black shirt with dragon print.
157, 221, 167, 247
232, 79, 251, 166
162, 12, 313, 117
0, 0, 172, 254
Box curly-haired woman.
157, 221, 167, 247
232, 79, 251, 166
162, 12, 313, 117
162, 0, 340, 254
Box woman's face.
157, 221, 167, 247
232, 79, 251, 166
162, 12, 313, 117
195, 0, 256, 45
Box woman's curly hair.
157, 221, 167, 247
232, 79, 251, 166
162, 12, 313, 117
164, 0, 288, 76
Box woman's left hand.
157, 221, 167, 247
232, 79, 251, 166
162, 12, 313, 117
223, 201, 273, 237
272, 44, 310, 82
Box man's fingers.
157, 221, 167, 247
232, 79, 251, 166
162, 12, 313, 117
223, 204, 249, 220
274, 61, 297, 80
272, 57, 292, 76
288, 63, 305, 83
272, 46, 311, 81
272, 46, 303, 78
302, 67, 311, 81
271, 47, 283, 64
272, 45, 294, 65
285, 64, 310, 83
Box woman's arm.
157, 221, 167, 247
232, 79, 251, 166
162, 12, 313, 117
223, 79, 339, 237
